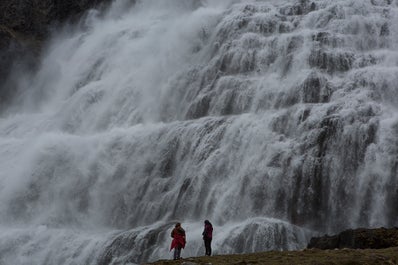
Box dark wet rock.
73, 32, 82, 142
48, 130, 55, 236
308, 227, 398, 249
186, 94, 212, 119
0, 0, 113, 62
309, 49, 354, 73
0, 0, 113, 108
0, 25, 40, 107
279, 0, 317, 16
370, 0, 393, 6
312, 32, 344, 48
300, 72, 330, 103
98, 223, 171, 265
380, 22, 389, 36
0, 0, 113, 42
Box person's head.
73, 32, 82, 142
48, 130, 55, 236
204, 220, 210, 225
175, 222, 181, 228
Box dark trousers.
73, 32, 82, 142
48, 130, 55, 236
204, 238, 212, 256
173, 246, 181, 259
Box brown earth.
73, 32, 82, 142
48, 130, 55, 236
147, 228, 398, 265
146, 247, 398, 265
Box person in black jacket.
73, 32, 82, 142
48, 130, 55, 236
202, 220, 213, 256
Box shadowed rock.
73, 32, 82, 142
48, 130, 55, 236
0, 0, 114, 109
308, 227, 398, 249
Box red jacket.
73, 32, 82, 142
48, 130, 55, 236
170, 227, 186, 250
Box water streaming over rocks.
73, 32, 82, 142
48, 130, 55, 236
1, 0, 398, 264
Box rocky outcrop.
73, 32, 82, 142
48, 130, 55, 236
307, 227, 398, 249
0, 0, 113, 108
0, 0, 113, 45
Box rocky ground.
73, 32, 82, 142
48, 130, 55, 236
147, 247, 398, 265
147, 228, 398, 265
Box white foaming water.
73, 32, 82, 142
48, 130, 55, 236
1, 0, 398, 264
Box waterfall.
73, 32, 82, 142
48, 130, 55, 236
1, 0, 398, 264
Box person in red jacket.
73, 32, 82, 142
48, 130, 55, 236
202, 220, 213, 256
170, 222, 186, 260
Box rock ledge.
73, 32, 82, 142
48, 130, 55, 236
308, 227, 398, 249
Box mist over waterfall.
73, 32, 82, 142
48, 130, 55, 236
1, 0, 398, 264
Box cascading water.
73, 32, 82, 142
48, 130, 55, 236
1, 0, 398, 264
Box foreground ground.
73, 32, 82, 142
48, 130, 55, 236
146, 247, 398, 265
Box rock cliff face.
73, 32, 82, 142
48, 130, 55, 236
0, 0, 113, 46
308, 228, 398, 249
0, 0, 112, 107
